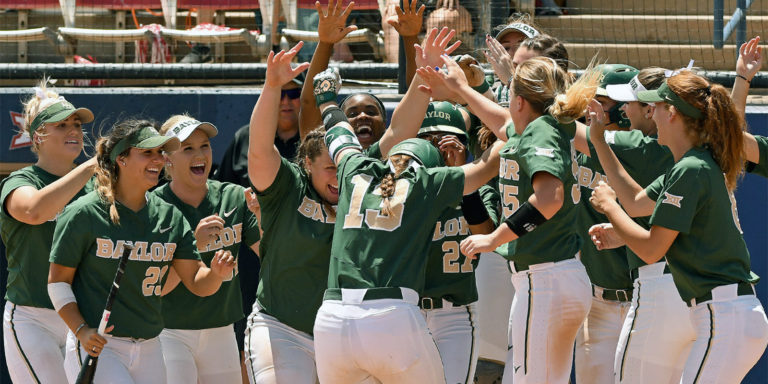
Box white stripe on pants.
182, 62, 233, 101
502, 258, 591, 384
159, 325, 241, 384
64, 332, 166, 384
614, 269, 694, 384
423, 302, 479, 384
681, 294, 768, 384
3, 301, 68, 384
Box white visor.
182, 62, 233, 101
165, 119, 218, 142
606, 75, 648, 102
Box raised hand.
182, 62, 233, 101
736, 36, 763, 82
386, 0, 425, 38
415, 64, 460, 101
264, 42, 311, 88
454, 54, 485, 87
210, 250, 236, 279
313, 67, 342, 106
414, 27, 461, 69
316, 0, 358, 44
589, 181, 618, 215
484, 35, 514, 86
588, 223, 625, 250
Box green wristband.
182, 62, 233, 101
314, 91, 338, 107
472, 79, 490, 94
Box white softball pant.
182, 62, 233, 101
575, 293, 631, 384
474, 252, 514, 365
314, 287, 446, 384
244, 305, 318, 384
422, 301, 479, 384
614, 262, 695, 384
680, 285, 768, 384
64, 332, 166, 384
3, 302, 68, 384
502, 258, 592, 384
159, 325, 241, 384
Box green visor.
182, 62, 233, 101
109, 125, 181, 162
417, 101, 467, 138
637, 81, 703, 120
28, 100, 94, 135
388, 138, 444, 168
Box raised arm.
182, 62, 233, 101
381, 27, 461, 155
418, 57, 511, 141
299, 0, 358, 138
248, 43, 310, 191
5, 157, 96, 225
731, 36, 762, 120
385, 0, 425, 86
587, 99, 655, 217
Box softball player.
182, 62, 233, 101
417, 101, 501, 384
46, 119, 235, 384
573, 64, 639, 384
312, 65, 500, 383
588, 71, 768, 384
154, 115, 261, 383
0, 82, 96, 384
243, 43, 333, 384
427, 56, 601, 383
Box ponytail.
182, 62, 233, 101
379, 154, 412, 216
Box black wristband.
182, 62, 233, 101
737, 74, 751, 84
461, 191, 490, 225
504, 201, 547, 237
322, 106, 348, 131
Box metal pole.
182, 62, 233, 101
397, 0, 407, 94
736, 0, 748, 49
714, 0, 724, 48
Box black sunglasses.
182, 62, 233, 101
281, 88, 301, 100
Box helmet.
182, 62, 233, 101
387, 138, 444, 168
418, 101, 468, 139
596, 64, 639, 128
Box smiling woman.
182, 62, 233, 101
340, 93, 387, 149
0, 79, 97, 384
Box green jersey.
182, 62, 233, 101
364, 141, 382, 159
50, 192, 200, 339
586, 130, 674, 271
645, 147, 756, 302
0, 165, 93, 308
747, 134, 768, 177
255, 158, 335, 335
329, 153, 465, 293
497, 115, 581, 269
422, 185, 500, 305
151, 180, 260, 329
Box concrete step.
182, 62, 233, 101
564, 43, 739, 71
538, 15, 767, 45
564, 0, 768, 16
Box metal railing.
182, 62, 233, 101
714, 0, 754, 48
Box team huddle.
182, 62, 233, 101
2, 1, 768, 383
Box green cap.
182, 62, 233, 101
418, 101, 467, 137
388, 138, 444, 168
637, 81, 703, 120
595, 64, 639, 97
28, 100, 94, 136
109, 125, 181, 162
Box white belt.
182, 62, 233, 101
508, 254, 580, 275
338, 287, 419, 305
637, 261, 667, 279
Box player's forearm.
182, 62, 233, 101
602, 203, 662, 264
590, 137, 646, 215
187, 266, 223, 297
382, 76, 430, 154
11, 160, 95, 224
456, 83, 510, 140
461, 141, 502, 195
468, 220, 495, 235
403, 35, 419, 86
247, 85, 282, 191
299, 42, 335, 138
57, 302, 90, 334
731, 76, 750, 120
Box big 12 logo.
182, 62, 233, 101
8, 111, 31, 150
